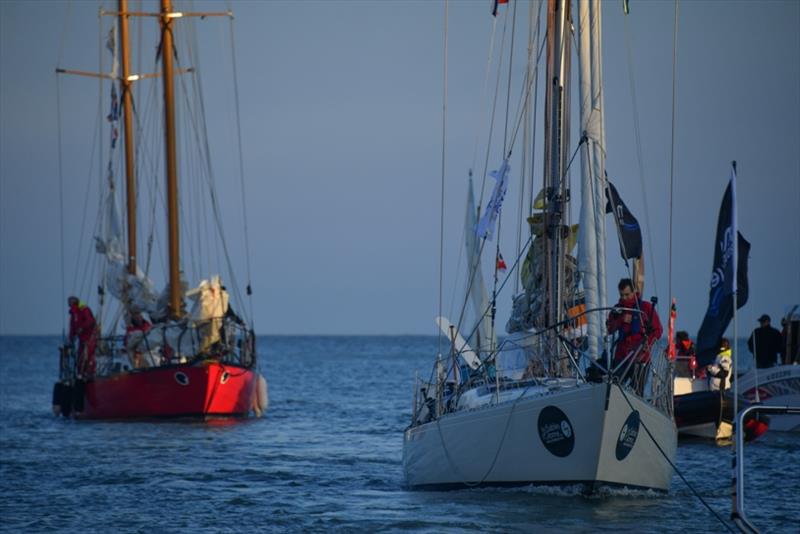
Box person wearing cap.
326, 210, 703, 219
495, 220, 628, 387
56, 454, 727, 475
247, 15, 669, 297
707, 338, 732, 391
747, 314, 783, 369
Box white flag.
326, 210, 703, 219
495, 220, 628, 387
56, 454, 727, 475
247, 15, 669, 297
476, 159, 510, 240
106, 24, 119, 80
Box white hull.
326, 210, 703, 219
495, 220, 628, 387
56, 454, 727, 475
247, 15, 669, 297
736, 365, 800, 432
403, 382, 676, 491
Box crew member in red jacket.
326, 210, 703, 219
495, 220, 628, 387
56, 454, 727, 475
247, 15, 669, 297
606, 278, 662, 393
68, 296, 97, 378
125, 311, 152, 368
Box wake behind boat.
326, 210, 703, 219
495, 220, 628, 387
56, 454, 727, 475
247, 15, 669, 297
403, 0, 676, 492
51, 0, 266, 420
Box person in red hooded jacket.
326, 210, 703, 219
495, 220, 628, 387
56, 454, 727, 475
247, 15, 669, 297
606, 278, 662, 393
68, 296, 97, 378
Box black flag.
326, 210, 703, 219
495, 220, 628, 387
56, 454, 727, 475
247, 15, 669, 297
605, 179, 642, 261
695, 168, 750, 366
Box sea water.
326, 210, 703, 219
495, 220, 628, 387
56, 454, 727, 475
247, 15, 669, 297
1, 336, 797, 532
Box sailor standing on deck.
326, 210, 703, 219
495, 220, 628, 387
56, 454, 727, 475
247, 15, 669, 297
68, 296, 97, 378
747, 314, 783, 369
707, 338, 732, 391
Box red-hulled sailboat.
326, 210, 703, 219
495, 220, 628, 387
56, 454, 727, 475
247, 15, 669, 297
52, 0, 267, 420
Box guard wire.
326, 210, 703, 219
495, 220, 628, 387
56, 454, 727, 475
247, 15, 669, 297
667, 0, 679, 308
226, 3, 255, 322
615, 383, 735, 533
437, 0, 449, 357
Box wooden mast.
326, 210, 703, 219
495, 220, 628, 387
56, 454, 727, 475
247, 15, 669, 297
160, 0, 182, 319
118, 0, 137, 276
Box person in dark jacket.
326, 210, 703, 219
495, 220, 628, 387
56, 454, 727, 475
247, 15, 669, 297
747, 314, 783, 369
674, 330, 701, 378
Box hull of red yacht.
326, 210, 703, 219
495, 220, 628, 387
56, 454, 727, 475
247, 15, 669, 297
72, 361, 257, 420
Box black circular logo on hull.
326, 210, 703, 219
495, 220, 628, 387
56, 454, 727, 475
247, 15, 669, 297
537, 405, 575, 457
616, 410, 640, 461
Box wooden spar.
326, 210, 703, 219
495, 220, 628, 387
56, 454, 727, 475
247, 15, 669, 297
118, 0, 137, 276
160, 0, 181, 319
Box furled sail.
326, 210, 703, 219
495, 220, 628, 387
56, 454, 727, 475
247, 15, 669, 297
464, 176, 494, 353
576, 0, 608, 358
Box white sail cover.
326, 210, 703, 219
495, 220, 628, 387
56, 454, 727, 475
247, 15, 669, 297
577, 0, 608, 359
186, 274, 230, 352
465, 177, 494, 353
144, 275, 231, 358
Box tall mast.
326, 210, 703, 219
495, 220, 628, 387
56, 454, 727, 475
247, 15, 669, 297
160, 0, 182, 319
542, 0, 572, 329
118, 0, 137, 276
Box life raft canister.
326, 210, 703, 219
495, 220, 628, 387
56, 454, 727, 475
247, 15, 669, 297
253, 373, 268, 417
52, 381, 73, 417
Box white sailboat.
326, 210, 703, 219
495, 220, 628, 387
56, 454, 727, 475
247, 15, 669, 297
403, 0, 676, 492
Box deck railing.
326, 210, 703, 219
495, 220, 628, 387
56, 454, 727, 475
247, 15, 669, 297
411, 306, 675, 425
59, 316, 255, 380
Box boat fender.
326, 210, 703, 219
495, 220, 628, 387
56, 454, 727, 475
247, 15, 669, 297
72, 379, 86, 413
253, 374, 268, 416
52, 382, 72, 417
743, 412, 770, 442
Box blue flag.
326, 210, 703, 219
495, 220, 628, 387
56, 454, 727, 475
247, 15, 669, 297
695, 166, 750, 366
605, 179, 642, 260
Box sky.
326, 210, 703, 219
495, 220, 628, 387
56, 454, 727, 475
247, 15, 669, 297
1, 0, 798, 337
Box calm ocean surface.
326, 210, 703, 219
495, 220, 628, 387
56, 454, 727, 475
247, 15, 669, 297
1, 336, 797, 533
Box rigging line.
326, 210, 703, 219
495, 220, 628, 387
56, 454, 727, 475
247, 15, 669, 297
194, 15, 216, 280
514, 1, 544, 282
470, 18, 498, 175
516, 121, 527, 296
187, 22, 218, 281
185, 56, 247, 316
528, 6, 542, 218
133, 78, 160, 276
507, 33, 547, 157
502, 0, 518, 156
226, 6, 255, 320
615, 384, 736, 533
438, 0, 449, 355
96, 7, 104, 300
55, 1, 73, 67
454, 232, 489, 348
456, 139, 584, 358
490, 214, 503, 352
455, 19, 501, 322
446, 179, 467, 323
56, 75, 67, 336
667, 0, 679, 305
622, 10, 658, 299
478, 6, 510, 210
460, 11, 523, 334
174, 47, 246, 314
70, 81, 103, 296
